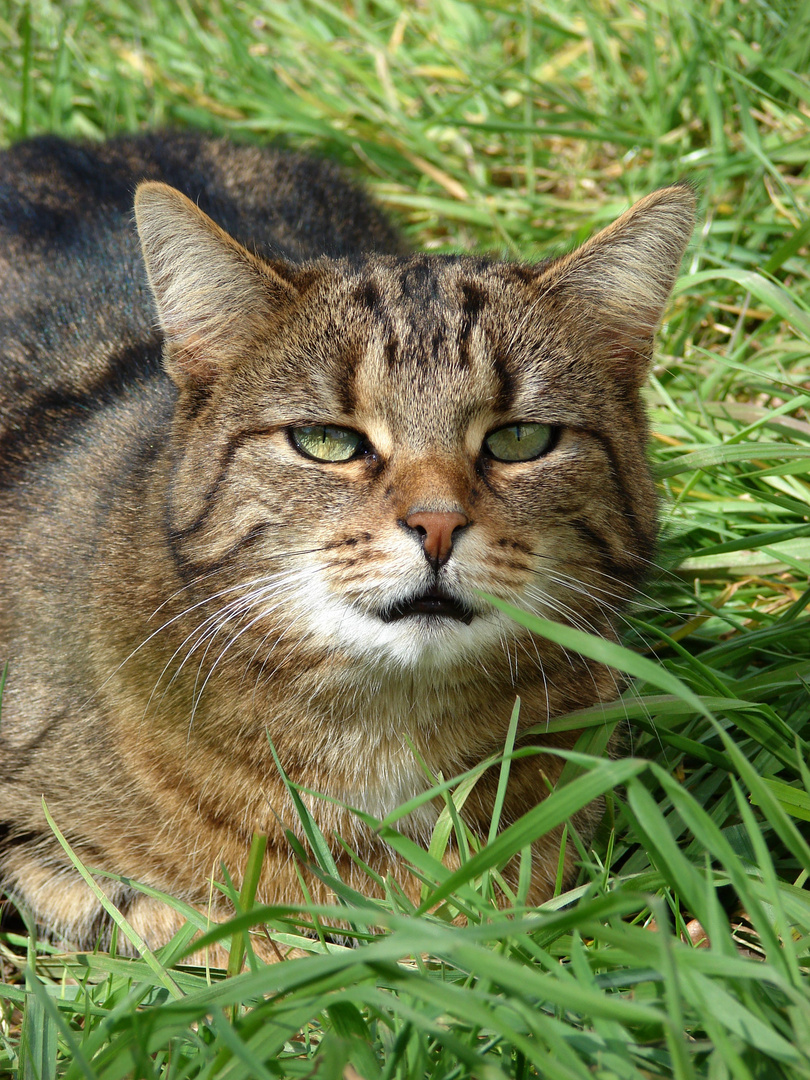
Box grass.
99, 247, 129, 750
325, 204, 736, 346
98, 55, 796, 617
1, 0, 809, 1076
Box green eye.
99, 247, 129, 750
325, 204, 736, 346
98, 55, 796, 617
484, 423, 554, 462
290, 424, 363, 462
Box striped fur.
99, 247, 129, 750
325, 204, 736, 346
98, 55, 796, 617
0, 134, 694, 954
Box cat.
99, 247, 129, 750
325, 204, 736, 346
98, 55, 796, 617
0, 132, 694, 955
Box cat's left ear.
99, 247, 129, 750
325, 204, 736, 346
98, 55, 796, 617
135, 181, 298, 388
537, 183, 696, 384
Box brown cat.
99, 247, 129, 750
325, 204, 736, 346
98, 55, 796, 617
0, 133, 694, 954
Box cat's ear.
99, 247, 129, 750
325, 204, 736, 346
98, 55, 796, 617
134, 181, 298, 388
537, 183, 695, 383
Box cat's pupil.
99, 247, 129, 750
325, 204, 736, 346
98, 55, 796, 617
485, 422, 553, 462
291, 424, 363, 462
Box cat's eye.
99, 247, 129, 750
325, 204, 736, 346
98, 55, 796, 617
290, 424, 364, 462
484, 423, 554, 462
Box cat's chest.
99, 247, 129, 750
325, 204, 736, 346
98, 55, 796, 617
281, 686, 507, 838
327, 757, 439, 840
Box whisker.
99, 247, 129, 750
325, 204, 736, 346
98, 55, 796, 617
142, 567, 315, 724
249, 609, 314, 696
512, 580, 653, 718
184, 569, 319, 735
85, 545, 331, 713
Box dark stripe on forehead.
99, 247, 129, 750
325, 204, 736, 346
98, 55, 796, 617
431, 326, 446, 360
457, 281, 489, 369
384, 334, 399, 367
336, 342, 361, 415
491, 346, 516, 413
352, 279, 382, 313
460, 281, 487, 321
457, 322, 472, 369
398, 260, 437, 302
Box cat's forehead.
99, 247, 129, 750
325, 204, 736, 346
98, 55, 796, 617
343, 252, 540, 324
316, 254, 546, 442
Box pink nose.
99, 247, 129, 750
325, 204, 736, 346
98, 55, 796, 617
405, 510, 469, 568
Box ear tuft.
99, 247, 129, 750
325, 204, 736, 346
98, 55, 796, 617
134, 182, 297, 387
539, 183, 696, 381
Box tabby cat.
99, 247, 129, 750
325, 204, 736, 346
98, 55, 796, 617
0, 133, 694, 953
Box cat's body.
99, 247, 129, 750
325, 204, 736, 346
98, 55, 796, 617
0, 133, 694, 952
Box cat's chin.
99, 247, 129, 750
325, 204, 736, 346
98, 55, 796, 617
324, 602, 507, 675
364, 617, 496, 672
378, 586, 475, 625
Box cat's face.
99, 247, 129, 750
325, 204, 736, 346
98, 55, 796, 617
135, 184, 694, 682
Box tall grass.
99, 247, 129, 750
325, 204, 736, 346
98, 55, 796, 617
0, 1, 809, 1076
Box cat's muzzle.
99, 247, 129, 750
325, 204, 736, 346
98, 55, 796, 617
379, 586, 474, 625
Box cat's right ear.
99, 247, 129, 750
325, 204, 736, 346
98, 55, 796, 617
134, 181, 298, 388
533, 183, 696, 386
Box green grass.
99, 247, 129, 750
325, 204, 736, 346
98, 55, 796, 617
1, 0, 809, 1076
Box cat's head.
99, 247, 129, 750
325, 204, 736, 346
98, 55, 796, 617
134, 180, 694, 685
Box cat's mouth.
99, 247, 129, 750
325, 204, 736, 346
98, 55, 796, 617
380, 586, 474, 625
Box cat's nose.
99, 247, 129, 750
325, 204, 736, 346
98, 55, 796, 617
404, 510, 469, 569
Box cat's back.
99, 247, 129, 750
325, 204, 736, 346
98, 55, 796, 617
0, 132, 403, 259
0, 132, 402, 432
